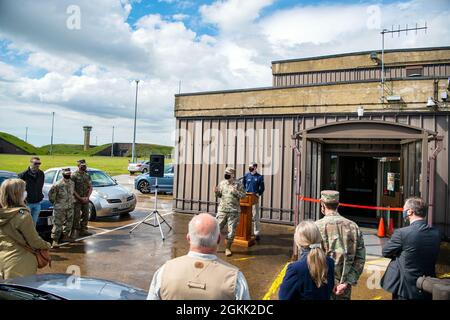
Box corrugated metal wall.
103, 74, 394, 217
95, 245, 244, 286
174, 113, 450, 238
272, 64, 450, 87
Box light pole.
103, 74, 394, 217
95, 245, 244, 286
50, 112, 55, 155
111, 126, 115, 157
25, 127, 28, 143
131, 80, 139, 163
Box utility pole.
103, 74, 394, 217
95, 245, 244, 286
380, 23, 427, 103
131, 80, 139, 163
50, 112, 55, 155
111, 126, 115, 157
25, 127, 28, 143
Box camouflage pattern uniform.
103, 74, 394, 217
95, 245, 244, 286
48, 177, 75, 241
215, 167, 246, 246
315, 190, 366, 300
71, 165, 92, 233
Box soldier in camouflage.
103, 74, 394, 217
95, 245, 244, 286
214, 167, 246, 257
315, 190, 366, 300
48, 168, 75, 248
71, 159, 93, 238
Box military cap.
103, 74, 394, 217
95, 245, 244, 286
62, 167, 71, 173
77, 159, 87, 165
320, 190, 339, 203
225, 167, 236, 175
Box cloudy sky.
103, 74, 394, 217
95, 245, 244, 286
0, 0, 448, 147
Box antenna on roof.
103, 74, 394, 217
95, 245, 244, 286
380, 22, 428, 104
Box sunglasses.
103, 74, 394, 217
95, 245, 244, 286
32, 162, 41, 166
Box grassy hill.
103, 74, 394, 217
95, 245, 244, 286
0, 132, 40, 154
38, 143, 173, 157
0, 132, 173, 158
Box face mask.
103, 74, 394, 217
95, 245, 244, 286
224, 174, 231, 180
22, 191, 28, 202
249, 167, 255, 172
63, 174, 71, 180
79, 166, 86, 171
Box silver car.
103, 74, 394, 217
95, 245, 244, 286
127, 160, 149, 174
43, 167, 137, 221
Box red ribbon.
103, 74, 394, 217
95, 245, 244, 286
298, 196, 403, 212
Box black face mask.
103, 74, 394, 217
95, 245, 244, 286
79, 166, 87, 171
249, 167, 255, 172
63, 174, 71, 180
224, 174, 231, 180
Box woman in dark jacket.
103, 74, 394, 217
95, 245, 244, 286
279, 220, 335, 300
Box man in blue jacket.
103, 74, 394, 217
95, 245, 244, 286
381, 197, 441, 300
242, 162, 264, 241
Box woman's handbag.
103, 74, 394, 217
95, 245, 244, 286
21, 244, 52, 269
5, 234, 51, 269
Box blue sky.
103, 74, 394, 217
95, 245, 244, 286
0, 0, 448, 147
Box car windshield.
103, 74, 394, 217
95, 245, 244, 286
164, 165, 173, 174
88, 171, 117, 187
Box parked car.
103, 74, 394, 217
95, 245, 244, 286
0, 274, 147, 300
0, 170, 52, 238
0, 170, 18, 185
134, 164, 174, 194
127, 160, 150, 174
44, 167, 137, 221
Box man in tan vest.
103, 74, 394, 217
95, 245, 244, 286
147, 213, 250, 300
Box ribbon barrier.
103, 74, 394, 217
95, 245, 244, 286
298, 196, 403, 212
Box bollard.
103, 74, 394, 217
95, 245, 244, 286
416, 276, 450, 300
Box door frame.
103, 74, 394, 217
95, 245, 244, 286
292, 120, 437, 227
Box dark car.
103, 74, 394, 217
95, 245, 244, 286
0, 170, 52, 238
134, 164, 174, 194
0, 170, 18, 185
0, 274, 148, 300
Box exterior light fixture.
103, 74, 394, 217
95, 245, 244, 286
357, 106, 364, 117
427, 97, 437, 108
386, 95, 402, 102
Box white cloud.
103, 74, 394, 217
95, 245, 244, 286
200, 0, 274, 33
0, 0, 449, 147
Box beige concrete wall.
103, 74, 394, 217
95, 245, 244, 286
175, 79, 449, 117
272, 48, 450, 74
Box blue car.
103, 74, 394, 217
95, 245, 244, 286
134, 165, 174, 194
0, 170, 52, 238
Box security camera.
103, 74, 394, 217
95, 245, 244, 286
370, 52, 380, 64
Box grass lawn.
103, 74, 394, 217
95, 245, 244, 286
0, 154, 173, 176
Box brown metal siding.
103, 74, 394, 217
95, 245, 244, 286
174, 114, 450, 238
273, 64, 450, 87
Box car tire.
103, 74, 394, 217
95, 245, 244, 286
142, 168, 148, 174
88, 202, 97, 221
120, 212, 131, 218
129, 171, 135, 175
138, 180, 151, 194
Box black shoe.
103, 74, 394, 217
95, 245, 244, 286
255, 235, 261, 241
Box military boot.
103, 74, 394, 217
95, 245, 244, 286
71, 229, 79, 239
51, 240, 60, 248
60, 235, 75, 243
225, 241, 233, 257
79, 229, 93, 237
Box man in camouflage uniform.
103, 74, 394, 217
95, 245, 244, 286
71, 159, 93, 238
48, 168, 75, 248
214, 167, 246, 257
315, 190, 366, 300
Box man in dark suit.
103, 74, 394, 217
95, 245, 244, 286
381, 197, 441, 300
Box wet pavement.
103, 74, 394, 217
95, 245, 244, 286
37, 174, 397, 300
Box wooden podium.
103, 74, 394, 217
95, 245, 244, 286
233, 192, 258, 247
